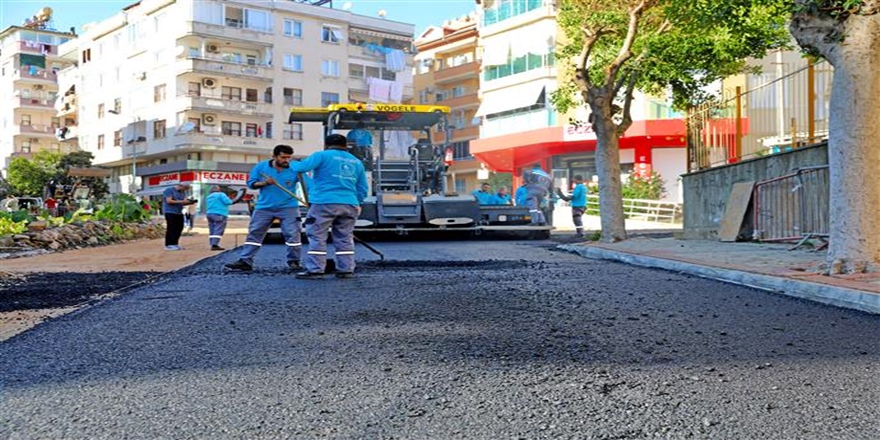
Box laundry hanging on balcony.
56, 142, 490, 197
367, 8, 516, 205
363, 43, 406, 73
368, 77, 392, 102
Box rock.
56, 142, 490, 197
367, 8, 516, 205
12, 234, 30, 240
0, 236, 14, 247
27, 221, 48, 232
87, 236, 99, 245
49, 241, 62, 250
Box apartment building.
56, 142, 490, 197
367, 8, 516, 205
469, 0, 687, 203
414, 14, 481, 195
57, 0, 414, 203
0, 22, 77, 175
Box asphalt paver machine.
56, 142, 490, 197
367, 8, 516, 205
289, 103, 550, 238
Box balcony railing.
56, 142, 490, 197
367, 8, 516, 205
178, 56, 271, 81
175, 131, 276, 151
13, 68, 56, 82
18, 97, 54, 108
434, 62, 479, 84
187, 20, 273, 39
179, 94, 274, 117
347, 77, 414, 99
436, 93, 479, 109
14, 123, 57, 136
19, 41, 57, 56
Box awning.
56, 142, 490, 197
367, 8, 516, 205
350, 27, 412, 42
475, 83, 545, 117
138, 187, 169, 197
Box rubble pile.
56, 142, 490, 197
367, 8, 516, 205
0, 221, 164, 253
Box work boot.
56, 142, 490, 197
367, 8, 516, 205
225, 260, 253, 271
288, 260, 301, 270
295, 271, 325, 280
211, 245, 225, 251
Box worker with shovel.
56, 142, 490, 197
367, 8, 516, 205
287, 134, 368, 279
225, 144, 303, 272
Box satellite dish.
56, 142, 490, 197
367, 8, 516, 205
175, 121, 196, 135
377, 9, 386, 18
342, 2, 352, 10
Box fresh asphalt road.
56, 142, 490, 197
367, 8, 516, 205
1, 239, 878, 439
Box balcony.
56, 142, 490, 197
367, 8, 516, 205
186, 21, 273, 42
436, 93, 479, 109
178, 94, 273, 117
18, 97, 54, 108
347, 77, 414, 100
434, 62, 479, 85
19, 41, 57, 56
58, 95, 78, 117
177, 56, 271, 82
12, 123, 57, 138
12, 68, 57, 84
435, 124, 479, 143
173, 131, 277, 153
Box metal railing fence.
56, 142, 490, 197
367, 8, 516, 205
573, 194, 682, 224
752, 165, 829, 243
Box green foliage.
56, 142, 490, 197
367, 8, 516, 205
0, 217, 27, 236
485, 172, 513, 192
93, 194, 151, 223
622, 171, 666, 200
6, 151, 60, 196
0, 210, 35, 223
54, 151, 109, 200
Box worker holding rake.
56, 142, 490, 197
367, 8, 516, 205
225, 144, 303, 272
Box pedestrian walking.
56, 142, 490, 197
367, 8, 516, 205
287, 134, 368, 279
225, 144, 303, 272
162, 182, 196, 250
205, 186, 241, 251
556, 175, 588, 237
523, 164, 553, 225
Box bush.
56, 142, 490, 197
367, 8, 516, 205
0, 217, 27, 235
93, 194, 151, 223
622, 172, 666, 200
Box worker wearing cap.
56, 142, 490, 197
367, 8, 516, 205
225, 144, 302, 271
287, 133, 368, 279
162, 182, 196, 250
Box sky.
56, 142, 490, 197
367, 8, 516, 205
0, 0, 477, 37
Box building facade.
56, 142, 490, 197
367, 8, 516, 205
0, 23, 77, 175
57, 0, 414, 205
469, 0, 687, 203
414, 14, 482, 195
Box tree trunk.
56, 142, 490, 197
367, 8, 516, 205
792, 11, 880, 272
590, 101, 627, 242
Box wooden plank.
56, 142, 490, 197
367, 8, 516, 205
718, 181, 755, 242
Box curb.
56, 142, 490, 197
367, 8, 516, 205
558, 244, 880, 315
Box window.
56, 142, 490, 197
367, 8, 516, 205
321, 25, 343, 43
113, 98, 122, 114
221, 121, 242, 136
349, 64, 364, 79
245, 123, 258, 137
321, 92, 339, 107
283, 88, 303, 106
284, 20, 302, 37
283, 54, 303, 71
221, 86, 242, 101
154, 84, 166, 102
20, 115, 31, 126
284, 123, 303, 140
188, 82, 201, 97
451, 85, 467, 98
381, 69, 396, 81
245, 88, 258, 102
51, 117, 60, 128
97, 103, 105, 119
113, 130, 122, 147
265, 121, 273, 138
188, 117, 202, 133
81, 48, 91, 63
321, 60, 340, 77
153, 120, 166, 139
21, 141, 31, 153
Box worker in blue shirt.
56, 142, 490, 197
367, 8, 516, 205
346, 122, 373, 149
225, 144, 302, 271
491, 186, 512, 205
205, 185, 242, 251
288, 134, 369, 279
556, 175, 588, 237
472, 182, 494, 205
514, 183, 528, 206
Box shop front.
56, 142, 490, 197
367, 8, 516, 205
140, 170, 253, 215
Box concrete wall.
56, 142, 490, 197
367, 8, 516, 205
681, 142, 828, 239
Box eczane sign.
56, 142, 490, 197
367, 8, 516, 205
563, 124, 598, 142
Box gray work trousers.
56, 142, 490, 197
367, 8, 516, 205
303, 204, 359, 274
526, 185, 548, 225
206, 213, 228, 246
239, 207, 301, 266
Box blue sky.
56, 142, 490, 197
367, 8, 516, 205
0, 0, 476, 36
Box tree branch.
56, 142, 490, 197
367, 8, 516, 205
605, 0, 653, 90
576, 25, 608, 90
617, 71, 639, 135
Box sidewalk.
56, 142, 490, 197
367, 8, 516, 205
558, 235, 880, 315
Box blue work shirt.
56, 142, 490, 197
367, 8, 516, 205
206, 191, 234, 216
472, 190, 493, 205
162, 186, 187, 215
347, 128, 373, 148
248, 160, 300, 210
514, 186, 528, 206
571, 183, 587, 208
491, 193, 512, 205
287, 149, 368, 206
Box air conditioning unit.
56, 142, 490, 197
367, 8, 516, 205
207, 44, 219, 53
202, 77, 217, 88
33, 84, 44, 90
202, 113, 218, 125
